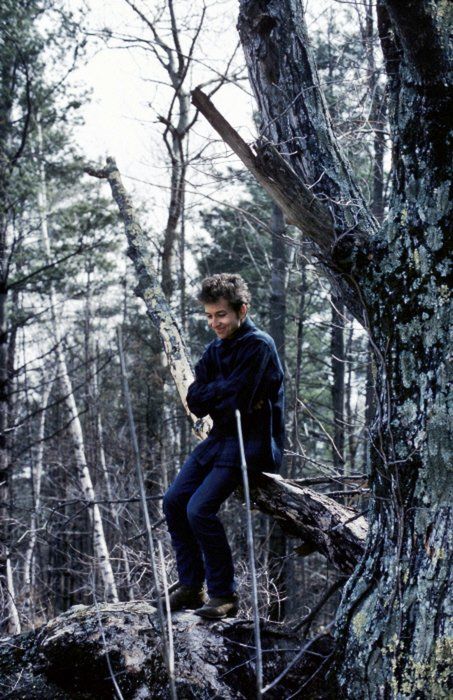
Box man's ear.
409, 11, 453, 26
239, 303, 247, 320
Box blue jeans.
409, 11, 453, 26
162, 454, 241, 597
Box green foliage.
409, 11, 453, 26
0, 0, 86, 178
193, 171, 274, 334
311, 5, 388, 206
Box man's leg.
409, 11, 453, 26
186, 466, 241, 598
162, 454, 210, 590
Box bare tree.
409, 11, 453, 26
37, 125, 118, 603
114, 0, 241, 300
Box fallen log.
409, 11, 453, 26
0, 602, 334, 699
250, 473, 368, 575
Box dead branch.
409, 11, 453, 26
191, 87, 335, 253
250, 473, 368, 575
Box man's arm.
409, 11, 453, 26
186, 349, 219, 418
187, 338, 272, 421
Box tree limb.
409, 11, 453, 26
250, 473, 367, 575
191, 87, 370, 322
85, 158, 210, 439
191, 87, 335, 254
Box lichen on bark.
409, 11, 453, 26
235, 1, 452, 697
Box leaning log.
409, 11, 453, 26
250, 473, 368, 574
85, 158, 211, 440
0, 601, 334, 699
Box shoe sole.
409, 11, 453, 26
194, 609, 239, 620
158, 603, 205, 612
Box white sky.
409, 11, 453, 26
72, 0, 343, 231
73, 0, 253, 219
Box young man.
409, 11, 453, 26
162, 273, 285, 619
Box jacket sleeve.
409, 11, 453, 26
186, 349, 218, 418
187, 338, 272, 421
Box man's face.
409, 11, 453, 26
204, 298, 247, 340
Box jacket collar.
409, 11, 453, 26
214, 315, 256, 347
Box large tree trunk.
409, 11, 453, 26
189, 1, 452, 696
335, 4, 452, 695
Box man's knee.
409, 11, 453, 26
186, 497, 208, 529
162, 486, 182, 517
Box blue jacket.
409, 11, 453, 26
186, 317, 285, 472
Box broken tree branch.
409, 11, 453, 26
250, 473, 367, 575
86, 158, 210, 439
191, 87, 369, 322
191, 87, 335, 254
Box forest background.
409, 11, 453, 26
3, 0, 388, 665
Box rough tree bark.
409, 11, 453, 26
191, 1, 451, 696
0, 601, 334, 699
251, 473, 367, 576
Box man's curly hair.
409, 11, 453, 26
198, 273, 251, 312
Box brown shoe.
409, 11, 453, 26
194, 594, 239, 619
160, 584, 206, 612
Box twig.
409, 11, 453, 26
292, 578, 346, 632
236, 410, 263, 699
291, 474, 367, 485
262, 624, 333, 694
158, 541, 176, 692
285, 651, 334, 699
